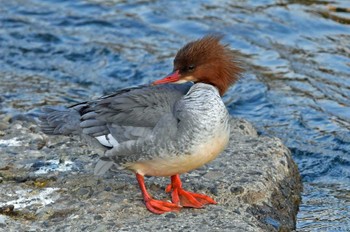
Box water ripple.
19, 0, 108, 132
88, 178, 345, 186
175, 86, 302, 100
0, 0, 349, 230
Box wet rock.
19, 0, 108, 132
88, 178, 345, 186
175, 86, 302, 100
0, 205, 15, 214
29, 135, 47, 150
164, 213, 176, 219
230, 186, 244, 195
0, 122, 8, 131
9, 114, 37, 123
74, 187, 93, 199
0, 215, 6, 227
0, 116, 10, 131
0, 118, 301, 231
94, 214, 103, 220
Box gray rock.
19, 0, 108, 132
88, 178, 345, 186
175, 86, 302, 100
0, 116, 10, 131
0, 215, 6, 226
0, 118, 301, 231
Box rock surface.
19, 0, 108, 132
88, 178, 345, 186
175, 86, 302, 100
0, 115, 301, 231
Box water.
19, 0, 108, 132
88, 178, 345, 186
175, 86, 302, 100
1, 0, 349, 230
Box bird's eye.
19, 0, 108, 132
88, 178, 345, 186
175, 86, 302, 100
188, 65, 195, 71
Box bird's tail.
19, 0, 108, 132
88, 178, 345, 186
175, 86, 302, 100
39, 103, 87, 135
40, 103, 117, 175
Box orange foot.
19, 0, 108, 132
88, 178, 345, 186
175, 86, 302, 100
136, 173, 181, 214
144, 197, 181, 214
165, 174, 217, 208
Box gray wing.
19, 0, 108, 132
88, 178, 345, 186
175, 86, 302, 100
80, 83, 192, 143
91, 83, 192, 127
100, 112, 180, 165
40, 83, 191, 141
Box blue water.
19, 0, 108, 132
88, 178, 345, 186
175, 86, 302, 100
1, 0, 349, 230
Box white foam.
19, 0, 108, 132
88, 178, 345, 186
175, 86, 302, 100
34, 159, 74, 175
0, 138, 22, 147
5, 187, 59, 209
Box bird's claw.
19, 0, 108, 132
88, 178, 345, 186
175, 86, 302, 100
144, 198, 182, 214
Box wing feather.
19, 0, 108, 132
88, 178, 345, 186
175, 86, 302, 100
79, 83, 191, 141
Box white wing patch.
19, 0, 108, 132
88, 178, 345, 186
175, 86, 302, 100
95, 134, 119, 147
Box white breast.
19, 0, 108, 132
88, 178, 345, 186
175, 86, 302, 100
125, 128, 230, 177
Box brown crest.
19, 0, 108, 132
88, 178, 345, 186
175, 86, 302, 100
174, 35, 243, 96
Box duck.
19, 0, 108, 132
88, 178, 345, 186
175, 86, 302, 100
40, 35, 242, 214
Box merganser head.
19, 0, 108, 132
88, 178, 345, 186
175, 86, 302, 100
153, 35, 243, 96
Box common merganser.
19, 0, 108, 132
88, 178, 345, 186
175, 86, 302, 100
40, 35, 242, 214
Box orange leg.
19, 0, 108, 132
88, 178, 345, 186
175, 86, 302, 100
165, 174, 217, 208
136, 173, 181, 214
